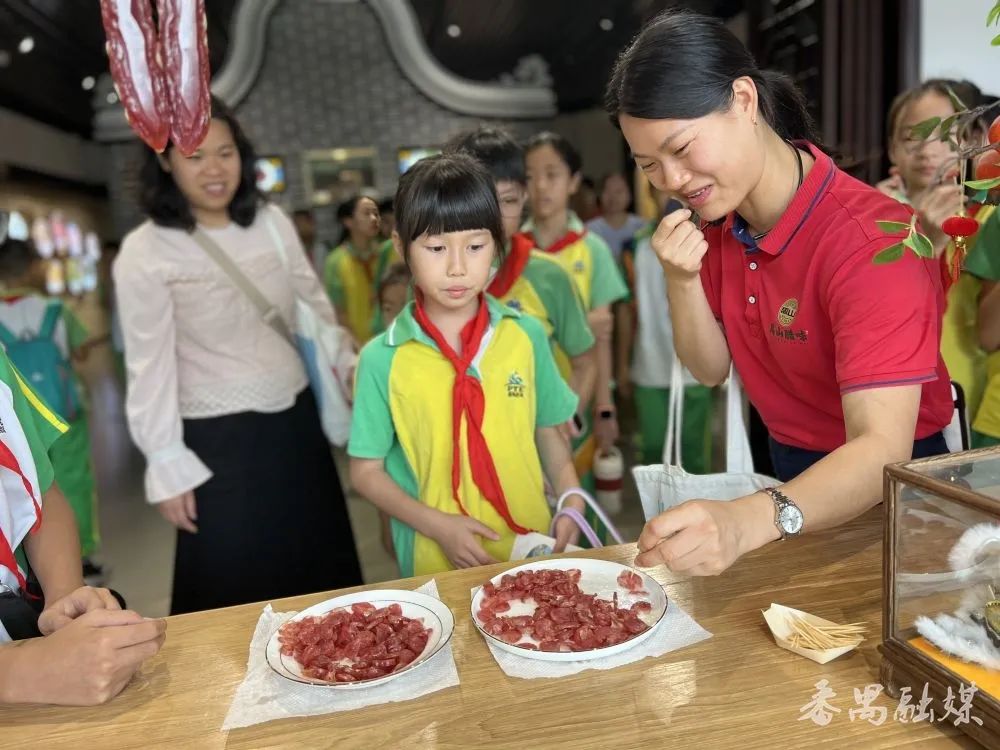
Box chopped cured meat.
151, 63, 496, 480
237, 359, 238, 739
617, 570, 645, 593
278, 602, 431, 683
476, 567, 660, 653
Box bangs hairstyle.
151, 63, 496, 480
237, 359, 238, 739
604, 8, 819, 144
523, 131, 582, 174
885, 79, 981, 141
443, 127, 526, 185
393, 153, 505, 265
140, 96, 263, 231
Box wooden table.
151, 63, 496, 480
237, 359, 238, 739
1, 509, 981, 749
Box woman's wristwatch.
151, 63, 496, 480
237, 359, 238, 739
763, 486, 804, 540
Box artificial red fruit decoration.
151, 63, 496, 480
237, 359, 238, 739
977, 150, 1000, 182
989, 114, 1000, 151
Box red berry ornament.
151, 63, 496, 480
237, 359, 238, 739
977, 150, 1000, 182
989, 114, 1000, 151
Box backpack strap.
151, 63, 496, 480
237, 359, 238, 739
38, 304, 61, 340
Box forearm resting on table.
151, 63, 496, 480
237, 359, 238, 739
535, 427, 586, 515
666, 277, 730, 386
569, 347, 597, 411
738, 384, 922, 553
23, 484, 84, 603
349, 458, 441, 537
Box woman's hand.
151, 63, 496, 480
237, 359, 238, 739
635, 495, 776, 576
156, 491, 198, 533
650, 209, 707, 282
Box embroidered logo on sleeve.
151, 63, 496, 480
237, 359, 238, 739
506, 371, 525, 398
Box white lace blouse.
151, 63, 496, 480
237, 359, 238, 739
114, 204, 337, 504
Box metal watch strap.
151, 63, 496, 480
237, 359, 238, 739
764, 486, 797, 540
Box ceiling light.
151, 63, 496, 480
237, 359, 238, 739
599, 18, 614, 31
82, 76, 96, 91
106, 92, 118, 104
18, 37, 34, 54
0, 51, 10, 68
446, 24, 461, 38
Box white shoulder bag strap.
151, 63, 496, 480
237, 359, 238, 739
191, 227, 297, 348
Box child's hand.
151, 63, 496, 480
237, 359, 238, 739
552, 513, 581, 553
429, 513, 500, 568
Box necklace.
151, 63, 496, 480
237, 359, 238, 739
752, 141, 804, 242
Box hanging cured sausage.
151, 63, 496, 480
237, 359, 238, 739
99, 0, 171, 152
99, 0, 211, 156
157, 0, 211, 155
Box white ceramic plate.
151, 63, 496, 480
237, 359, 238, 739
265, 589, 454, 689
471, 558, 667, 662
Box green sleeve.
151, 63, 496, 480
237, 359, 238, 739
530, 259, 594, 358
965, 208, 1000, 281
586, 234, 629, 309
347, 337, 397, 459
61, 306, 89, 352
324, 249, 347, 308
521, 315, 578, 426
0, 351, 67, 493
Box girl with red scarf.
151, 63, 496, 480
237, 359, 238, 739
348, 154, 587, 576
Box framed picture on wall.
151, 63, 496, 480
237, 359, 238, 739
302, 148, 376, 206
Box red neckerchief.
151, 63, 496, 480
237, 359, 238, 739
488, 234, 534, 298
516, 227, 585, 256
0, 440, 43, 592
411, 293, 529, 535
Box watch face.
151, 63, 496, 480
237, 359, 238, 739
778, 504, 804, 534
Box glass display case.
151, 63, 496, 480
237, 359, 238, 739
882, 447, 1000, 745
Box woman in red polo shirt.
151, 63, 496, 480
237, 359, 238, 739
605, 8, 953, 575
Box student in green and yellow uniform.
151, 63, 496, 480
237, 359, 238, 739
517, 132, 629, 486
349, 153, 588, 576
963, 204, 1000, 447
443, 127, 597, 412
324, 195, 392, 344
0, 271, 166, 703
0, 224, 103, 577
883, 80, 989, 418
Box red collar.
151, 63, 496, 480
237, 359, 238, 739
518, 228, 586, 255
488, 234, 533, 297
727, 142, 834, 257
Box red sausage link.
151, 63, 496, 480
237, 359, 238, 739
158, 0, 211, 156
100, 0, 171, 152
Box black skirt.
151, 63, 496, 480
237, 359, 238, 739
171, 388, 363, 614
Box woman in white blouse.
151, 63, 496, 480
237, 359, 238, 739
114, 100, 363, 614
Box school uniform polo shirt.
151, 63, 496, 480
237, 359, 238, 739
519, 212, 629, 312
0, 348, 68, 641
495, 252, 595, 377
324, 240, 393, 344
699, 142, 953, 452
348, 296, 578, 577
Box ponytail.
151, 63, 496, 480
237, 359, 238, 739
757, 70, 819, 143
